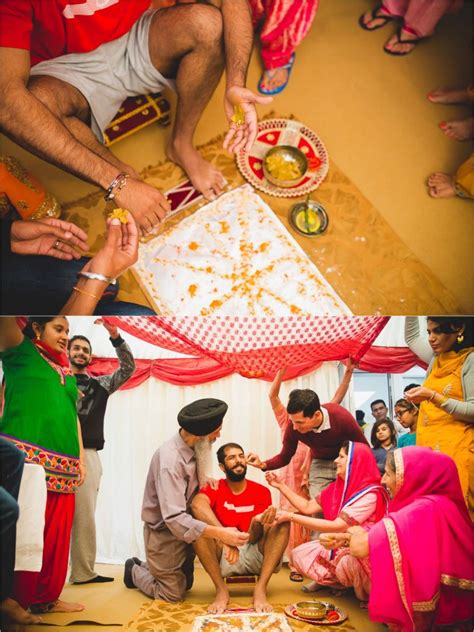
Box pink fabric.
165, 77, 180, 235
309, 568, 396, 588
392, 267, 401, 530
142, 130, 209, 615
291, 492, 382, 596
248, 0, 319, 68
105, 316, 389, 380
383, 0, 463, 36
320, 442, 388, 522
368, 447, 474, 631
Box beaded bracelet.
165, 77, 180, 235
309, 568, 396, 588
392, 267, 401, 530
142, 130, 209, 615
104, 172, 129, 202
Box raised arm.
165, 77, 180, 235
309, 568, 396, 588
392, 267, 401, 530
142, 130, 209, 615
94, 319, 136, 394
331, 358, 356, 405
0, 317, 23, 352
405, 317, 433, 364
269, 368, 287, 416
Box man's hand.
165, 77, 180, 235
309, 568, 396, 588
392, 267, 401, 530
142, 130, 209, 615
219, 527, 249, 547
10, 218, 89, 260
223, 86, 272, 154
265, 471, 283, 489
114, 178, 171, 237
254, 506, 277, 525
246, 452, 263, 469
83, 215, 138, 280
223, 544, 240, 565
205, 477, 219, 491
94, 318, 118, 339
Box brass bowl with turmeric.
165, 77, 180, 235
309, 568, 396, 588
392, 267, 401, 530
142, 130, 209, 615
294, 601, 328, 619
263, 145, 308, 189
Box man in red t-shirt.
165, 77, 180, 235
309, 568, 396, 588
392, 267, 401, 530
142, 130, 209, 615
0, 0, 272, 236
191, 442, 289, 614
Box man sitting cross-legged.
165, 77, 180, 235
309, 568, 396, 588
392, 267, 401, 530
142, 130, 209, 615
192, 443, 290, 614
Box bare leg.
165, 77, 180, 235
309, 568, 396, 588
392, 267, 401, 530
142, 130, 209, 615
427, 172, 457, 198
27, 75, 139, 177
193, 537, 229, 614
253, 522, 290, 612
148, 4, 227, 200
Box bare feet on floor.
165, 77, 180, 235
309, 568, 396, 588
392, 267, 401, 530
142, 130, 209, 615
0, 597, 42, 624
48, 599, 85, 613
207, 589, 229, 614
428, 86, 472, 104
253, 587, 273, 613
259, 67, 290, 93
166, 140, 226, 201
439, 117, 474, 141
301, 580, 322, 593
427, 173, 456, 198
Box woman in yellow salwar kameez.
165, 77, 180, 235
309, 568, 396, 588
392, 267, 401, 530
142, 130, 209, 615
404, 316, 474, 518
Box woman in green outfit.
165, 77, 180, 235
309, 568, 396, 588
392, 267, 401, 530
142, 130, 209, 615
0, 316, 85, 615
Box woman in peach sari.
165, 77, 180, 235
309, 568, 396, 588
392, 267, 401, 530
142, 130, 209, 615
348, 447, 473, 631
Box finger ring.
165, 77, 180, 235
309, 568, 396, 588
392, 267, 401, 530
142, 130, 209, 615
55, 239, 61, 249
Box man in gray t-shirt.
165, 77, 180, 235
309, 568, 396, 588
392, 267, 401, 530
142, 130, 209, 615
124, 398, 249, 602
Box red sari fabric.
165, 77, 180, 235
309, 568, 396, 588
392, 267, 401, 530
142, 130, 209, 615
248, 0, 319, 68
319, 441, 388, 521
14, 492, 75, 608
368, 447, 474, 631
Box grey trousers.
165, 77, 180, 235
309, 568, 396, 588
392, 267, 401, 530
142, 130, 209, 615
132, 524, 195, 602
69, 448, 102, 582
309, 457, 337, 539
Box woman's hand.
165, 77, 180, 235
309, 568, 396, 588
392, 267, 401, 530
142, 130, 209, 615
10, 218, 89, 260
254, 506, 277, 525
404, 386, 434, 404
84, 215, 138, 279
273, 510, 292, 524
265, 471, 283, 489
223, 86, 272, 154
319, 532, 350, 550
348, 526, 369, 559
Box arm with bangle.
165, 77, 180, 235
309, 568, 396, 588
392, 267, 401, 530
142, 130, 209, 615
423, 356, 474, 422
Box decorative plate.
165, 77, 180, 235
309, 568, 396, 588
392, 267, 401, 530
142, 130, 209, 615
284, 604, 347, 625
236, 118, 329, 198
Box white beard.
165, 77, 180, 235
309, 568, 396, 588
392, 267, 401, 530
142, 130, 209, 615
194, 438, 214, 487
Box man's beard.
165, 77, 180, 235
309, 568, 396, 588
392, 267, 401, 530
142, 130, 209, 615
69, 356, 90, 369
224, 463, 247, 482
194, 438, 214, 487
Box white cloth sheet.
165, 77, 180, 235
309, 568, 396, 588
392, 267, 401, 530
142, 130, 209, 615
15, 463, 46, 572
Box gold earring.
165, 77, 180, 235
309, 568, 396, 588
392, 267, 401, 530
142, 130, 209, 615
457, 334, 464, 343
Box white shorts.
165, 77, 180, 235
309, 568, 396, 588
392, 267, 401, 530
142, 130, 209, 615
30, 9, 175, 142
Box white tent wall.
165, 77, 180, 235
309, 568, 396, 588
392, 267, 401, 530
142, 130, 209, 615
95, 362, 342, 563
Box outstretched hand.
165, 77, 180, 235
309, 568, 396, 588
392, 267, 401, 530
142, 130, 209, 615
265, 471, 283, 489
10, 218, 89, 260
223, 86, 273, 154
84, 215, 138, 280
254, 506, 277, 525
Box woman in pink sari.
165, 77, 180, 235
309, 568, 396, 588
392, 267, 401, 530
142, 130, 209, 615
266, 441, 388, 602
348, 447, 474, 631
248, 0, 319, 95
359, 1, 463, 56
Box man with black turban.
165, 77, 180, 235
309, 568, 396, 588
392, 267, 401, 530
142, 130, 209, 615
123, 398, 249, 602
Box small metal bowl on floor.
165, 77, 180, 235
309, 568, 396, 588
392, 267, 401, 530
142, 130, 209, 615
263, 145, 308, 189
289, 199, 328, 237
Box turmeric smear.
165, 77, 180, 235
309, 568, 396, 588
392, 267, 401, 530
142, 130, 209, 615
219, 221, 230, 234
188, 284, 198, 298
206, 266, 213, 273
290, 304, 301, 314
188, 241, 199, 251
259, 242, 269, 253
210, 300, 222, 309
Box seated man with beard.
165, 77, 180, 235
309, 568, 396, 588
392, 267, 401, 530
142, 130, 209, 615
192, 443, 290, 614
124, 399, 249, 602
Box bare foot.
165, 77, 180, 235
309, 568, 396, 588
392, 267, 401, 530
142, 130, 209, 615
207, 589, 229, 614
384, 28, 420, 54
427, 172, 456, 198
428, 86, 472, 104
167, 140, 226, 201
359, 600, 369, 609
253, 587, 273, 613
0, 597, 42, 624
48, 599, 85, 613
301, 580, 322, 593
439, 117, 474, 141
259, 67, 290, 93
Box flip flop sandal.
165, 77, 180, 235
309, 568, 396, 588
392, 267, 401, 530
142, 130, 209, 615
358, 3, 396, 31
258, 53, 296, 96
383, 27, 426, 55
289, 571, 304, 582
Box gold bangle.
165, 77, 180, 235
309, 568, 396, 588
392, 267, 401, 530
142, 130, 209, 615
428, 391, 436, 403
73, 286, 101, 301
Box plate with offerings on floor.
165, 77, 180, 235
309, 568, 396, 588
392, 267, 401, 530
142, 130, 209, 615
192, 611, 292, 631
285, 601, 347, 625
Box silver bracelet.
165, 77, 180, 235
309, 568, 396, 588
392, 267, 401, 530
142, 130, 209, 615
104, 172, 129, 202
78, 271, 117, 285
